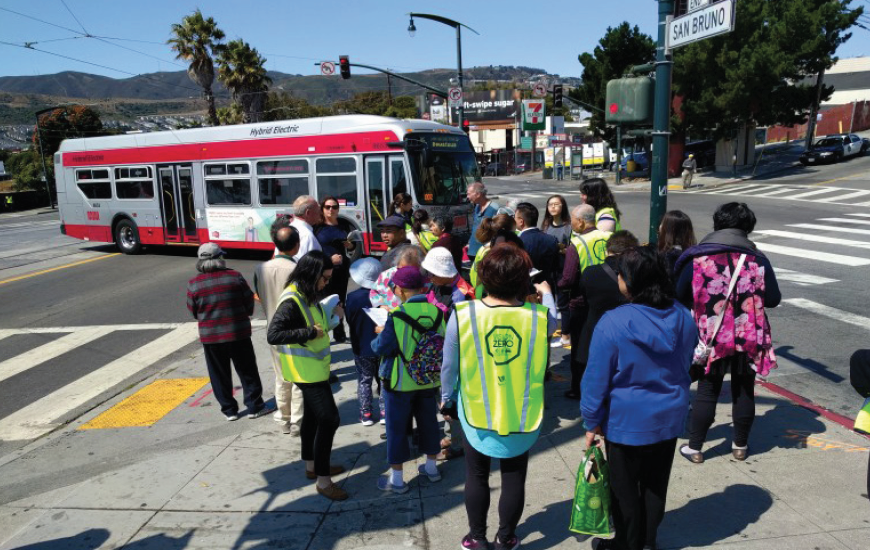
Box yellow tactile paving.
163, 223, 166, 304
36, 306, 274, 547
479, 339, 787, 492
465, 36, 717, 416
80, 378, 209, 430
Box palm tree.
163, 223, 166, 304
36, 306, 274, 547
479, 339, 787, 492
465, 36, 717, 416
216, 39, 272, 124
168, 10, 225, 126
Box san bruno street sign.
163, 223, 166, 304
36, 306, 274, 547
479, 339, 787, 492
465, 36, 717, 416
667, 0, 735, 49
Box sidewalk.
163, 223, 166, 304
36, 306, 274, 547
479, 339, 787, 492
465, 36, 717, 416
495, 138, 812, 193
0, 328, 868, 549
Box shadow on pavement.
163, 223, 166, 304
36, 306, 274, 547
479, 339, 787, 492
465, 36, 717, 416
8, 528, 110, 550
659, 484, 773, 548
775, 345, 845, 383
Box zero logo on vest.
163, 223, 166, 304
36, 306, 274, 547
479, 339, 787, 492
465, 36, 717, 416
485, 326, 523, 365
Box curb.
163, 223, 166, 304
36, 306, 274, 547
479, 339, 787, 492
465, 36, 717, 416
756, 379, 867, 440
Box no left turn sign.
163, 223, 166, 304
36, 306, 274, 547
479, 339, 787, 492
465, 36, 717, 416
448, 87, 463, 107
320, 62, 336, 76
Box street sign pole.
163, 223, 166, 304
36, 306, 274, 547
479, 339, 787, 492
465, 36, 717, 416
649, 0, 675, 245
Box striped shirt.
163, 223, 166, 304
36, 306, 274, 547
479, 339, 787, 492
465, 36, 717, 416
186, 268, 255, 344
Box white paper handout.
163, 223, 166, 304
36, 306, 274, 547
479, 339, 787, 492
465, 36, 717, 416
364, 307, 389, 326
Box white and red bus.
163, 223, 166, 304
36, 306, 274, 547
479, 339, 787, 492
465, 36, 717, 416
55, 115, 478, 255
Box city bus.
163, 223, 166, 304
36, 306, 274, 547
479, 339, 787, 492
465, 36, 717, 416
54, 115, 478, 255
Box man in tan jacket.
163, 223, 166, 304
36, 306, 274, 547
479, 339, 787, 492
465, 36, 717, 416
254, 219, 304, 435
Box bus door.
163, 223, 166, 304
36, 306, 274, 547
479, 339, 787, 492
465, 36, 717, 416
364, 157, 388, 254
157, 164, 198, 243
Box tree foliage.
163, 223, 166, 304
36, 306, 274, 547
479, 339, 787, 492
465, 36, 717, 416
33, 105, 105, 157
333, 91, 418, 118
168, 10, 225, 126
571, 22, 656, 140
672, 0, 863, 137
216, 39, 271, 124
5, 149, 46, 191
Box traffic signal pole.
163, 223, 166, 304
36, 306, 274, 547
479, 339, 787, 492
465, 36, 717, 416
649, 0, 675, 245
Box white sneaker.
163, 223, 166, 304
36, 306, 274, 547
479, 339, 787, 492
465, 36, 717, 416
380, 417, 386, 426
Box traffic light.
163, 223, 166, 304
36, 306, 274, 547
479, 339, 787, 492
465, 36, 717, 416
339, 55, 351, 79
604, 77, 654, 125
553, 84, 563, 108
462, 119, 470, 135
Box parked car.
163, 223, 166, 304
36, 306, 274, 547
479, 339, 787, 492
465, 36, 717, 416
800, 134, 865, 165
484, 162, 508, 176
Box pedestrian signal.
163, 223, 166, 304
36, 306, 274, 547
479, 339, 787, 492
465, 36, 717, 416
604, 77, 654, 125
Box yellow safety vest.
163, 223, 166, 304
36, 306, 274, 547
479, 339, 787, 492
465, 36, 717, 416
470, 244, 491, 299
417, 230, 438, 252
389, 301, 445, 391
595, 207, 622, 232
274, 284, 331, 383
855, 399, 870, 435
570, 229, 611, 272
455, 300, 548, 436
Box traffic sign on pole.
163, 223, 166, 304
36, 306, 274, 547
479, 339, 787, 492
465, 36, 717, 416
320, 61, 336, 76
448, 87, 463, 107
667, 0, 735, 49
532, 82, 547, 98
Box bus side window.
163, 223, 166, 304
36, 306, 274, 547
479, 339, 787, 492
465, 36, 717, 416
315, 157, 357, 205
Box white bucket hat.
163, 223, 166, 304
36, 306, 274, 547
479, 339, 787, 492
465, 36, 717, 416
422, 247, 458, 279
350, 257, 381, 289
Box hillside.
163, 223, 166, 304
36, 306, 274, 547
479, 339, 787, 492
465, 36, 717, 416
0, 65, 563, 124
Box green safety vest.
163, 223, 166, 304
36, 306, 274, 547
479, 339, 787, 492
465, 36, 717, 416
570, 229, 611, 272
417, 230, 438, 252
455, 300, 548, 436
855, 400, 870, 435
275, 284, 331, 383
595, 207, 622, 232
470, 245, 491, 299
389, 301, 445, 392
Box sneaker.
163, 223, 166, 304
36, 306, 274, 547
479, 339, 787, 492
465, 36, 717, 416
494, 535, 520, 550
360, 412, 375, 426
225, 414, 239, 421
289, 424, 300, 437
248, 405, 276, 420
316, 482, 349, 501
417, 464, 442, 482
376, 475, 409, 494
550, 337, 565, 348
461, 534, 489, 549
281, 422, 293, 434
380, 417, 386, 425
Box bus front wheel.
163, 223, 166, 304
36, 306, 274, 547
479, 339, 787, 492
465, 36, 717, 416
114, 219, 142, 255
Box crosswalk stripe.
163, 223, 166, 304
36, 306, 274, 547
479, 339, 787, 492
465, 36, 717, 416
816, 190, 870, 203
775, 268, 838, 286
846, 213, 870, 218
755, 242, 870, 266
786, 188, 843, 200
786, 223, 870, 236
755, 230, 870, 250
851, 201, 870, 207
703, 184, 767, 194
741, 187, 802, 197
0, 327, 107, 384
783, 298, 870, 332
509, 193, 540, 199
817, 218, 870, 226
0, 324, 200, 441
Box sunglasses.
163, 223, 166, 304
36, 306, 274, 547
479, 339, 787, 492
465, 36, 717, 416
323, 204, 339, 210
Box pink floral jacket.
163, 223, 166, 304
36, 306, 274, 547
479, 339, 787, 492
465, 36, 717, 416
691, 252, 777, 376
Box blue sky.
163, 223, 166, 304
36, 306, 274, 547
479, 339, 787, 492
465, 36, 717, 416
1, 0, 867, 83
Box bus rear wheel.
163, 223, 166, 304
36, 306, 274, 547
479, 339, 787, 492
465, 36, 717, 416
115, 219, 142, 255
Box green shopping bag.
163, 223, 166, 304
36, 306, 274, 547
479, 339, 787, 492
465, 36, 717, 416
569, 445, 612, 536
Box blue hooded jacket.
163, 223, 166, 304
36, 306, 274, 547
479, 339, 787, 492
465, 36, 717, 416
581, 302, 697, 446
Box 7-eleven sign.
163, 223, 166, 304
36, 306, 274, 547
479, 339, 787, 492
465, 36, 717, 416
522, 100, 546, 131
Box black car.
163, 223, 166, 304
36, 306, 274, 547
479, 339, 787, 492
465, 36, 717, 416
799, 134, 864, 165
484, 162, 508, 176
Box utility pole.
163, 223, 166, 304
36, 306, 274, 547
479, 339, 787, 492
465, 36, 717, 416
34, 108, 55, 209
649, 0, 675, 245
387, 73, 393, 105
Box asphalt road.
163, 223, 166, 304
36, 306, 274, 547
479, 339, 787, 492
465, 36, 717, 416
0, 152, 868, 459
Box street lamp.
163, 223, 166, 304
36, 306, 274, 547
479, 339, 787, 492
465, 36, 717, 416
407, 13, 479, 128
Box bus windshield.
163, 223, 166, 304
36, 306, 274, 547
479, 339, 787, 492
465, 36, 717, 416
409, 133, 480, 205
